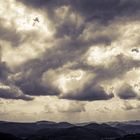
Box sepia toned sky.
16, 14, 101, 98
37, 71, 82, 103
0, 0, 140, 123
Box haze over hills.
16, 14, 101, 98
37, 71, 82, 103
0, 120, 140, 140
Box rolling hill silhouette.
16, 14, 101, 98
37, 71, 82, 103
0, 120, 140, 140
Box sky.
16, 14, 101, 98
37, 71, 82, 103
0, 0, 140, 123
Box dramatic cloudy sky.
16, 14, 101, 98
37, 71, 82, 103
0, 0, 140, 123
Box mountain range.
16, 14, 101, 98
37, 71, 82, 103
0, 120, 140, 140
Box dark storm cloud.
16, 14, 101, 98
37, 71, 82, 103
67, 55, 140, 101
14, 53, 140, 101
15, 0, 135, 47
16, 0, 140, 46
0, 61, 33, 101
70, 0, 140, 22
17, 0, 140, 20
13, 35, 93, 96
16, 0, 68, 10
16, 0, 140, 48
94, 54, 140, 81
13, 42, 114, 101
12, 47, 114, 101
14, 46, 82, 96
0, 84, 33, 100
14, 64, 60, 96
55, 22, 118, 47
8, 0, 140, 102
55, 20, 83, 39
0, 19, 40, 47
117, 84, 138, 100
71, 54, 140, 84
0, 62, 10, 80
61, 84, 114, 101
0, 21, 21, 47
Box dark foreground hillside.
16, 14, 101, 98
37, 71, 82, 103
115, 134, 140, 140
0, 132, 21, 140
0, 121, 140, 140
26, 124, 125, 140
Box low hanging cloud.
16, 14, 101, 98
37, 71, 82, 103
122, 101, 140, 111
61, 84, 113, 101
117, 84, 139, 100
44, 101, 86, 113
0, 83, 33, 100
0, 61, 33, 101
122, 101, 134, 111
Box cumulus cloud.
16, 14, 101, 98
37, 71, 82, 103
61, 84, 113, 101
0, 82, 33, 100
117, 84, 138, 100
44, 101, 85, 113
0, 0, 140, 103
122, 101, 134, 110
122, 101, 140, 111
0, 57, 33, 100
93, 54, 140, 82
